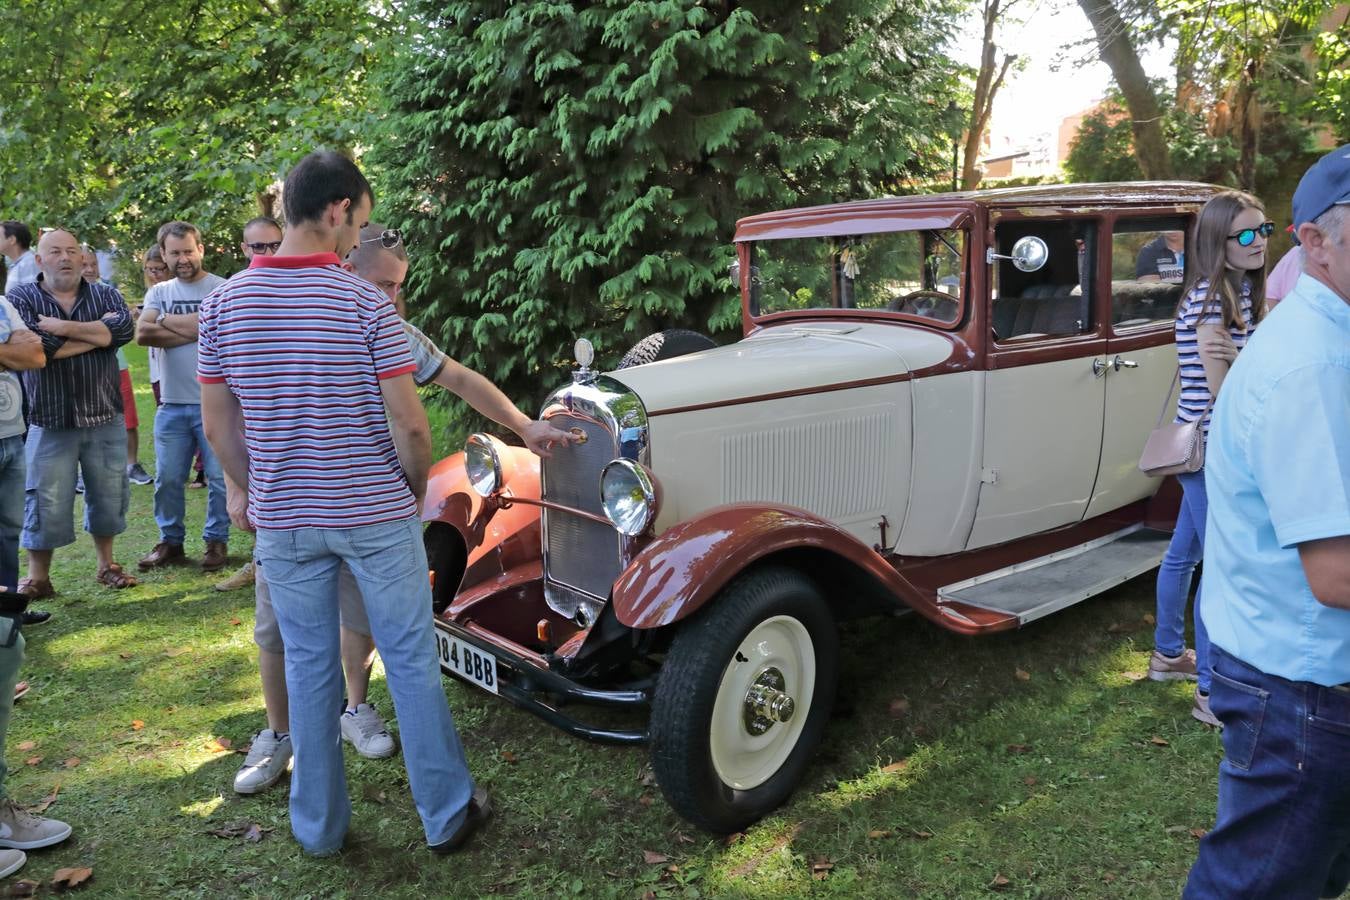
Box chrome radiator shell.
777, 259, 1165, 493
539, 375, 648, 626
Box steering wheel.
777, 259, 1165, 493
888, 290, 957, 320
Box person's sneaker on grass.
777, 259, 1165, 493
1192, 689, 1222, 728
126, 462, 152, 486
214, 561, 255, 592
1148, 648, 1199, 682
19, 610, 50, 627
340, 703, 397, 759
0, 798, 72, 850
233, 729, 292, 795
0, 848, 24, 879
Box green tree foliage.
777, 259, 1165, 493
1065, 91, 1238, 185
0, 0, 377, 272
370, 0, 967, 413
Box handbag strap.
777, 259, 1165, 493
1154, 367, 1180, 427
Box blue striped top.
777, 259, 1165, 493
1175, 278, 1254, 433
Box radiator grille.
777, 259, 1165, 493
541, 413, 623, 599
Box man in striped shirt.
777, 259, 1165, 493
199, 150, 485, 856
7, 229, 138, 596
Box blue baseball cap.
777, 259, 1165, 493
1292, 143, 1350, 229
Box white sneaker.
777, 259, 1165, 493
0, 848, 24, 879
233, 730, 292, 794
340, 704, 397, 759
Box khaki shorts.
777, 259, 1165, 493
253, 561, 371, 654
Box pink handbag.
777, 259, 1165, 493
1138, 370, 1212, 477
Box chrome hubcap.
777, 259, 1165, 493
743, 667, 796, 735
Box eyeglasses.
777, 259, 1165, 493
360, 229, 402, 249
246, 241, 282, 255
1227, 222, 1275, 246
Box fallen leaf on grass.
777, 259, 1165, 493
810, 856, 833, 881
206, 820, 272, 841
867, 829, 892, 839
24, 757, 41, 767
1023, 776, 1038, 786
163, 647, 190, 658
8, 878, 38, 896
1006, 744, 1032, 754
16, 741, 36, 752
1143, 613, 1156, 625
724, 832, 744, 847
62, 758, 80, 769
51, 866, 93, 890
500, 750, 518, 764
1014, 668, 1031, 682
908, 829, 934, 840
1190, 828, 1207, 839
640, 892, 656, 900
642, 850, 669, 865
27, 785, 59, 813
207, 737, 233, 753
131, 721, 144, 731
881, 759, 908, 774
1149, 736, 1170, 747
888, 697, 910, 718
1123, 671, 1147, 682
118, 652, 133, 660
230, 617, 242, 626
361, 785, 387, 805
676, 833, 695, 844
989, 873, 1012, 890
638, 794, 654, 807
244, 824, 266, 843
1103, 872, 1118, 882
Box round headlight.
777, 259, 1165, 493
599, 459, 658, 536
464, 433, 503, 497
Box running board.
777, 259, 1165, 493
937, 525, 1170, 626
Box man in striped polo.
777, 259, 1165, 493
199, 150, 485, 856
8, 228, 138, 596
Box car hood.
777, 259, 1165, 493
608, 322, 956, 414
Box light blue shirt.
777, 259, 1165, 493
1202, 274, 1350, 686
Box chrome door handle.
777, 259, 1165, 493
1113, 355, 1139, 371
1093, 357, 1108, 377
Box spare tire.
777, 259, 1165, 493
618, 329, 717, 370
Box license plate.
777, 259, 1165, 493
434, 627, 499, 695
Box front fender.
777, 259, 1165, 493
422, 445, 542, 589
611, 503, 919, 629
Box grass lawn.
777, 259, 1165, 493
7, 342, 1226, 898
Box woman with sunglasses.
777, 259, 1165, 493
1150, 191, 1269, 727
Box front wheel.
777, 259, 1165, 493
649, 566, 838, 833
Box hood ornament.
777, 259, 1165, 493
572, 337, 597, 385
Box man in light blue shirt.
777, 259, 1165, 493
0, 223, 38, 295
1185, 144, 1350, 898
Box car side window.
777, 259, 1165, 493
991, 220, 1096, 341
1110, 217, 1188, 329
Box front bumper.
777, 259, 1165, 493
433, 618, 650, 745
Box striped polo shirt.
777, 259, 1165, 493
1174, 278, 1254, 434
196, 253, 418, 530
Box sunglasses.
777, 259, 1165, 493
360, 229, 402, 249
1227, 222, 1274, 246
246, 241, 282, 254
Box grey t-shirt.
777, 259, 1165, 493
0, 298, 30, 439
402, 320, 449, 386
143, 273, 226, 405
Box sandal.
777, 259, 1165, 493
95, 563, 138, 590
15, 577, 56, 600
13, 681, 28, 701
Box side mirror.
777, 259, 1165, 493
986, 235, 1049, 272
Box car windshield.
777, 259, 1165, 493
748, 229, 965, 324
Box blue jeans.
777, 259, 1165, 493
253, 515, 473, 854
1154, 470, 1211, 692
0, 436, 23, 592
1185, 646, 1350, 899
22, 420, 128, 549
152, 404, 227, 544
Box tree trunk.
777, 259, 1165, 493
962, 0, 1017, 190
1077, 0, 1173, 179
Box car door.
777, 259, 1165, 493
966, 214, 1109, 550
1085, 213, 1192, 520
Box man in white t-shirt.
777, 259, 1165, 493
134, 221, 230, 572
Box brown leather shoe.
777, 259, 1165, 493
138, 542, 186, 571
201, 541, 229, 572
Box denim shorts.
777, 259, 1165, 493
22, 420, 129, 550
252, 561, 370, 653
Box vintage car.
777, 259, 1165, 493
421, 182, 1217, 833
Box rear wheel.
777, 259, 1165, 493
649, 566, 837, 833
